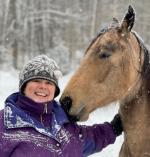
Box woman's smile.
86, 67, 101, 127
34, 92, 48, 97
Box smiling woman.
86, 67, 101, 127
0, 54, 123, 157
19, 55, 61, 98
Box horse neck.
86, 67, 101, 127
119, 37, 150, 120
119, 78, 150, 127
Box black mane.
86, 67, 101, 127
132, 31, 150, 78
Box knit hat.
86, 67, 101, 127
19, 55, 62, 98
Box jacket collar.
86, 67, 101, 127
16, 93, 54, 116
4, 92, 69, 140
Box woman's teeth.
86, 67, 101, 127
35, 92, 47, 97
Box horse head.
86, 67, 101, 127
60, 6, 145, 122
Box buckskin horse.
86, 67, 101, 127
60, 6, 150, 157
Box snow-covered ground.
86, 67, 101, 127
0, 70, 123, 157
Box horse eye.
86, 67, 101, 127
99, 52, 111, 59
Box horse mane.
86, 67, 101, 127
132, 31, 150, 79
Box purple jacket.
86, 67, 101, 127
0, 92, 116, 157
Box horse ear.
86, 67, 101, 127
120, 5, 135, 35
111, 17, 119, 27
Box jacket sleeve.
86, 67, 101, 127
75, 122, 116, 157
0, 110, 13, 157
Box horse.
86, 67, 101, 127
60, 5, 150, 157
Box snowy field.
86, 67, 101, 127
0, 70, 123, 157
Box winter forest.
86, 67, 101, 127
0, 1, 150, 157
0, 0, 150, 74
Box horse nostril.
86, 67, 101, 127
60, 96, 72, 113
60, 96, 79, 123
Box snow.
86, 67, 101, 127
0, 70, 123, 157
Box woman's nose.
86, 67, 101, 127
39, 82, 47, 88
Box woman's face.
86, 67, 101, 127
24, 79, 56, 103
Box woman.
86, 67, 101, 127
0, 55, 123, 157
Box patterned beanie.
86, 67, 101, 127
19, 55, 62, 98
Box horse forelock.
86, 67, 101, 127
85, 26, 111, 53
85, 25, 125, 54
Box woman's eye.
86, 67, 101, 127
47, 81, 55, 85
99, 52, 111, 59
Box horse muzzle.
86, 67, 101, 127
59, 96, 79, 123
